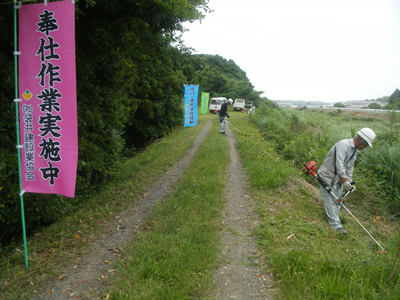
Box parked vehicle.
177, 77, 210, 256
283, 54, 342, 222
209, 97, 227, 114
245, 101, 253, 111
233, 99, 245, 111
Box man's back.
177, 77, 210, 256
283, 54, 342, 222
219, 102, 228, 116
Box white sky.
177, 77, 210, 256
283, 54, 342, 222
182, 0, 400, 102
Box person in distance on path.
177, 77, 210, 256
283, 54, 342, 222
317, 128, 376, 235
219, 98, 233, 136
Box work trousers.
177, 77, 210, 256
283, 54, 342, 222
319, 182, 343, 229
219, 116, 227, 133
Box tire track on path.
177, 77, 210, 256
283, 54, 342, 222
35, 120, 212, 300
213, 125, 275, 299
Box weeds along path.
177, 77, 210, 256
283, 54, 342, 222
213, 125, 275, 299
34, 121, 212, 300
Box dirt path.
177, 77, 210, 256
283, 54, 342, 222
35, 121, 212, 300
212, 126, 275, 299
34, 120, 274, 299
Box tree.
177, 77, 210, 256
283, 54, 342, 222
333, 102, 346, 108
386, 89, 400, 110
367, 103, 383, 109
0, 0, 210, 246
182, 54, 263, 102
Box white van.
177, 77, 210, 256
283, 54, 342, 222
233, 99, 245, 111
209, 97, 227, 114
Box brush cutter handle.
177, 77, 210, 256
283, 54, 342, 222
343, 180, 356, 192
340, 181, 355, 201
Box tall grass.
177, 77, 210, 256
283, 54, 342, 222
358, 141, 400, 216
230, 109, 400, 299
227, 111, 293, 189
269, 249, 400, 299
249, 104, 400, 213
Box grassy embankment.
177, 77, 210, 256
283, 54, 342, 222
234, 107, 400, 299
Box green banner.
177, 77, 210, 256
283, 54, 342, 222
200, 92, 210, 114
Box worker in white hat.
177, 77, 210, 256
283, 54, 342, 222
317, 128, 376, 235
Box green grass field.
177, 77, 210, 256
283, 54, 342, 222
1, 109, 399, 299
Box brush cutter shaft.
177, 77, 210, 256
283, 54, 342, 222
227, 120, 241, 133
339, 203, 385, 251
320, 176, 385, 251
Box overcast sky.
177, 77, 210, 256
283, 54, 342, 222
182, 0, 400, 102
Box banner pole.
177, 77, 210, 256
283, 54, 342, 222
14, 0, 29, 270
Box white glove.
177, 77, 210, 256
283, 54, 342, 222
343, 181, 356, 192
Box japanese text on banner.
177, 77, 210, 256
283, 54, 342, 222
19, 1, 77, 197
184, 85, 198, 127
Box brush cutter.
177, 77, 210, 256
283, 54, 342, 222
227, 120, 241, 134
303, 161, 385, 252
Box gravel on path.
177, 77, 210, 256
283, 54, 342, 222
212, 126, 275, 300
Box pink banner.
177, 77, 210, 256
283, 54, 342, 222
19, 1, 77, 198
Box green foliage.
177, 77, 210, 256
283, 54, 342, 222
183, 54, 264, 104
268, 249, 400, 299
385, 88, 400, 110
249, 104, 330, 167
387, 110, 400, 133
368, 102, 383, 109
333, 102, 346, 108
329, 109, 342, 116
119, 26, 185, 148
358, 142, 400, 215
0, 0, 210, 247
378, 95, 391, 103
232, 114, 293, 189
250, 105, 400, 219
0, 2, 20, 246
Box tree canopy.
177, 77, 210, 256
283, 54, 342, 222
385, 89, 400, 110
333, 102, 346, 108
0, 0, 211, 246
0, 0, 273, 246
183, 54, 266, 106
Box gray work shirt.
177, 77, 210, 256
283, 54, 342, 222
317, 138, 357, 187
